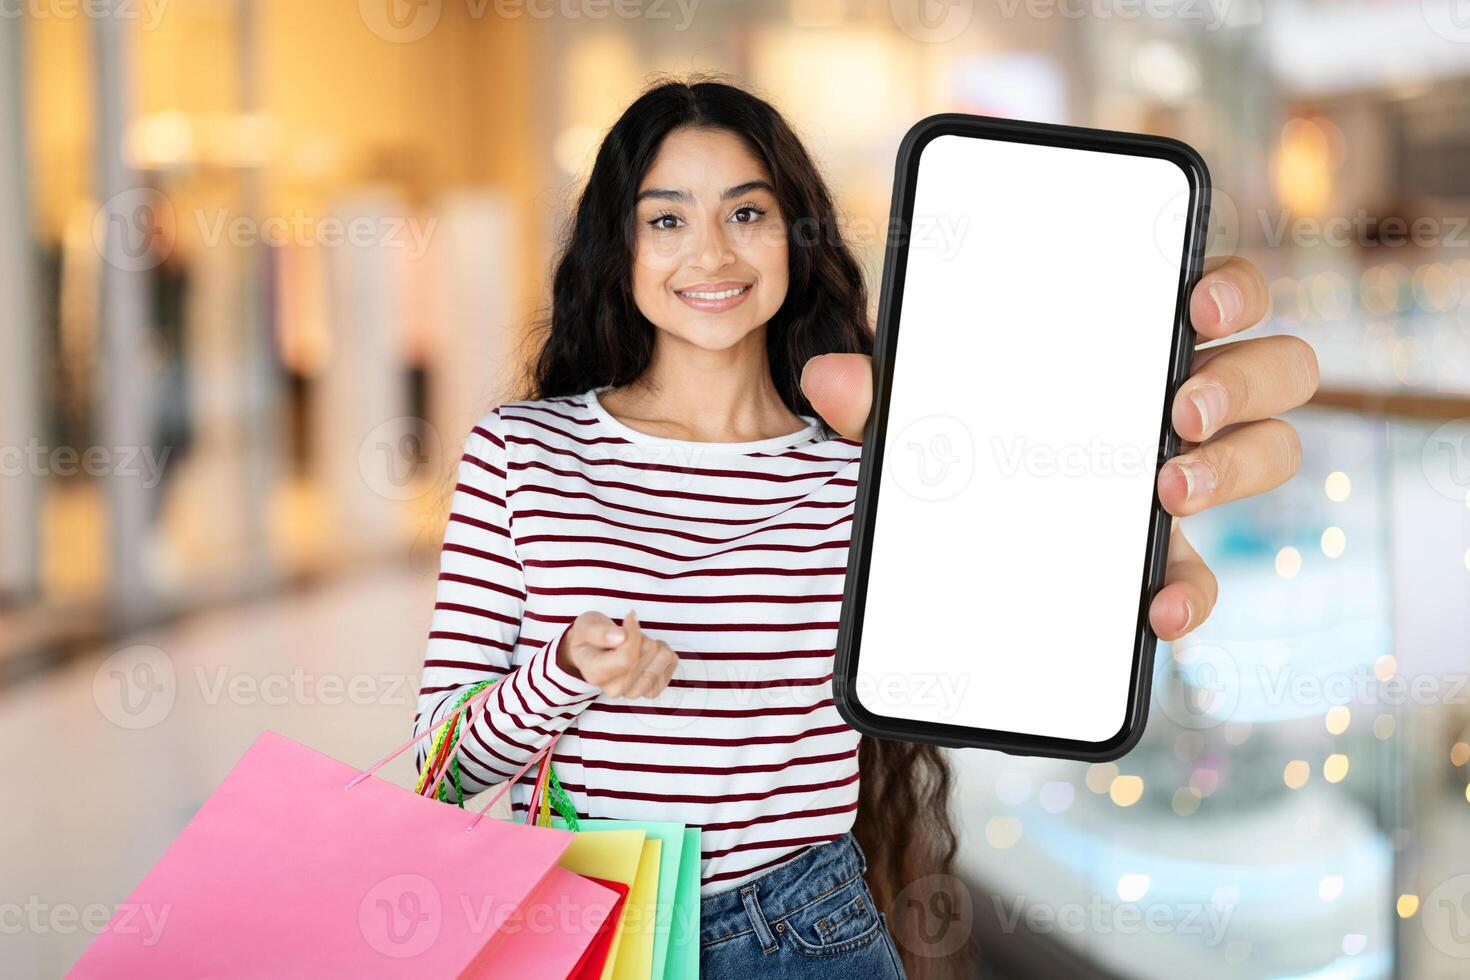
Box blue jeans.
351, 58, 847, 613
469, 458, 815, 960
699, 833, 908, 979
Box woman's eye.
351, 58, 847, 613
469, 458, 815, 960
731, 205, 767, 224
648, 213, 682, 230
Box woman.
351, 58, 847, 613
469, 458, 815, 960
414, 77, 1317, 979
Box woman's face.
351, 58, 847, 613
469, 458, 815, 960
631, 126, 789, 352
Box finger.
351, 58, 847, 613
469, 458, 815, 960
596, 611, 642, 696
578, 611, 626, 649
1149, 525, 1217, 641
1158, 419, 1301, 517
800, 352, 871, 442
1173, 335, 1319, 442
1189, 255, 1270, 340
618, 622, 668, 696
616, 609, 642, 651
626, 641, 677, 700
621, 638, 658, 700
620, 639, 665, 700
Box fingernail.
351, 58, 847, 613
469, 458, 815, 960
1208, 279, 1243, 328
1174, 458, 1217, 501
1188, 382, 1228, 437
606, 629, 625, 644
1178, 598, 1194, 633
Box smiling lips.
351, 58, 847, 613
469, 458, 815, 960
674, 280, 753, 313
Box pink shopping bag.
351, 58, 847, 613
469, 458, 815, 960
69, 686, 601, 978
464, 866, 625, 978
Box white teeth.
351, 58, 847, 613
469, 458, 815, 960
679, 286, 749, 300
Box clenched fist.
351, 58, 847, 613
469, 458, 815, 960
556, 610, 678, 700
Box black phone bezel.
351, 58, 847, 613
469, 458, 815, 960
833, 112, 1212, 762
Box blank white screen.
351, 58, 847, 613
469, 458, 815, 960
855, 133, 1191, 745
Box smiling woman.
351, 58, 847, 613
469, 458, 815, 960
413, 76, 967, 978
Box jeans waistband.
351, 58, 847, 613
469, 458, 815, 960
699, 833, 869, 945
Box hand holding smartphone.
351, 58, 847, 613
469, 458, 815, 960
834, 113, 1211, 761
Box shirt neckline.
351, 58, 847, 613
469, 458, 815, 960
583, 386, 821, 454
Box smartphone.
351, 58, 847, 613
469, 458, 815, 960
834, 113, 1211, 761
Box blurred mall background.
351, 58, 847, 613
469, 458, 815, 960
3, 0, 1470, 977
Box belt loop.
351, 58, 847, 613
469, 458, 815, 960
847, 831, 869, 875
738, 884, 779, 954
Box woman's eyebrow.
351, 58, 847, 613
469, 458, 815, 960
634, 180, 774, 204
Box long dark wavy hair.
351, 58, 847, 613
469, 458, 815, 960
516, 75, 972, 979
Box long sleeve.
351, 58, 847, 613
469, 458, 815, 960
412, 407, 602, 794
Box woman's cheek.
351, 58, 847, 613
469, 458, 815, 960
758, 241, 789, 317
634, 229, 686, 273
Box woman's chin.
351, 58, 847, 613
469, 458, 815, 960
666, 317, 764, 353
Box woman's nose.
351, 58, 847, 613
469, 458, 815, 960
691, 218, 735, 272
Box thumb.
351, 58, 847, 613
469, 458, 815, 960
579, 611, 626, 649
800, 353, 872, 442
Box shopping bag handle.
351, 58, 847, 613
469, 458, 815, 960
345, 680, 501, 790
345, 678, 567, 833
421, 678, 508, 804
464, 732, 562, 832
425, 683, 580, 831
526, 749, 550, 824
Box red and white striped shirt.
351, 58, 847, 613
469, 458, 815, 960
414, 385, 864, 894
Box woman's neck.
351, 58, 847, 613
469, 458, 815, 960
600, 332, 807, 443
